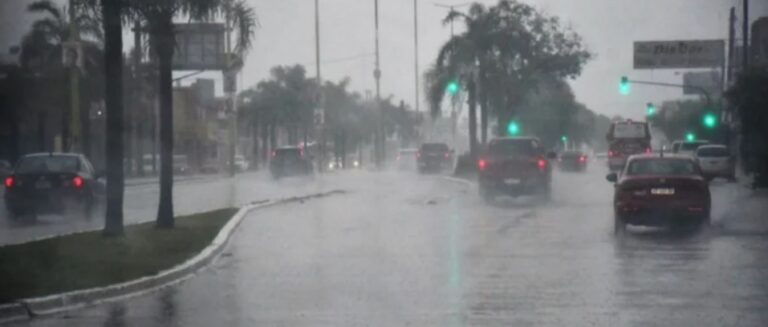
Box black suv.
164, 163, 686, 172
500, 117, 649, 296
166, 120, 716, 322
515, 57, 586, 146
269, 147, 313, 179
417, 143, 453, 173
477, 137, 555, 200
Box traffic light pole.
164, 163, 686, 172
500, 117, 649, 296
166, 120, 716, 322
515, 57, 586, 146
625, 79, 712, 107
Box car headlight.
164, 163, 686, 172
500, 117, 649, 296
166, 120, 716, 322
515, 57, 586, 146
353, 160, 360, 167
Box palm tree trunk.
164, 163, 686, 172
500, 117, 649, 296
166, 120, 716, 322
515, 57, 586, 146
468, 79, 478, 160
102, 0, 124, 237
155, 16, 175, 229
479, 76, 488, 145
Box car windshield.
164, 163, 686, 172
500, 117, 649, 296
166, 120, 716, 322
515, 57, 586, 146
15, 156, 79, 174
420, 143, 449, 153
3, 1, 768, 325
681, 142, 707, 151
697, 147, 729, 157
626, 158, 697, 176
488, 140, 537, 156
275, 149, 302, 160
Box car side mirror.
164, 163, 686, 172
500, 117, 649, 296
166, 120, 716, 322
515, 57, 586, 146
606, 172, 618, 183
546, 152, 557, 160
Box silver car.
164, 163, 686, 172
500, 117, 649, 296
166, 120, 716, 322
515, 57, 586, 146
695, 145, 736, 181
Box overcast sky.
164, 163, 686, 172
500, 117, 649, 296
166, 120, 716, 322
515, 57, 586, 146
2, 0, 767, 120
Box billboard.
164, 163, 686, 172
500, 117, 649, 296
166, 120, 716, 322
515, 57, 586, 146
634, 40, 725, 69
682, 71, 722, 95
172, 23, 226, 71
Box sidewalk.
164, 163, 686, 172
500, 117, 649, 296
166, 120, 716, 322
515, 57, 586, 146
711, 179, 768, 234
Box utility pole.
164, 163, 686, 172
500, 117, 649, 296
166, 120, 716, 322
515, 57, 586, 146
743, 0, 749, 70
413, 0, 419, 113
374, 0, 383, 168
728, 7, 736, 84
315, 0, 325, 172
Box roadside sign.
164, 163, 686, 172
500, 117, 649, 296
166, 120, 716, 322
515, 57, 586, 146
683, 71, 722, 95
634, 40, 725, 69
172, 23, 226, 71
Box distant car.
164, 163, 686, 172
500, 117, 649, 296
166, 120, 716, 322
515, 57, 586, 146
234, 155, 250, 172
200, 160, 221, 174
3, 153, 104, 219
327, 154, 361, 170
173, 155, 192, 175
477, 137, 555, 201
695, 145, 736, 182
417, 143, 453, 173
396, 148, 419, 171
607, 154, 710, 232
674, 140, 709, 157
0, 160, 11, 179
558, 151, 588, 172
270, 147, 312, 179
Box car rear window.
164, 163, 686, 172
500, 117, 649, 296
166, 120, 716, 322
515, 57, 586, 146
15, 156, 79, 174
697, 147, 729, 157
681, 142, 707, 151
626, 159, 697, 176
275, 149, 302, 160
560, 152, 583, 158
420, 143, 449, 153
488, 140, 537, 156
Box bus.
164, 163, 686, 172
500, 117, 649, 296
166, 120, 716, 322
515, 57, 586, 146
606, 120, 651, 171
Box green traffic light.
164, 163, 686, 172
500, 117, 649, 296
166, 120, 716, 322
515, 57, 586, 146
507, 121, 520, 136
686, 132, 696, 141
703, 113, 717, 129
619, 76, 630, 95
446, 80, 459, 95
646, 103, 656, 116
561, 135, 568, 142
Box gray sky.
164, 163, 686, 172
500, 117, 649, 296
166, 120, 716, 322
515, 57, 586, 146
3, 0, 767, 120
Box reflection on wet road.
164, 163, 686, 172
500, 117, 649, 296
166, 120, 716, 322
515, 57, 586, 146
8, 167, 768, 326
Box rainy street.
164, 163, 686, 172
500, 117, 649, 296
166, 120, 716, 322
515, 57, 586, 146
8, 165, 768, 327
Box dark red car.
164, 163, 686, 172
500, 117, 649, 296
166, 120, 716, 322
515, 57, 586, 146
606, 154, 710, 232
478, 137, 556, 201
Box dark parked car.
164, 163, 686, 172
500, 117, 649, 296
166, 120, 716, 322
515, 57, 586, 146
558, 151, 588, 172
4, 153, 104, 219
477, 137, 555, 201
0, 160, 11, 179
270, 147, 313, 179
417, 143, 453, 173
607, 154, 710, 232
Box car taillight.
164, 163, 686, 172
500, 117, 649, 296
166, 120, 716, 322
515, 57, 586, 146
416, 152, 421, 159
271, 150, 276, 158
537, 159, 547, 169
579, 155, 587, 162
645, 147, 652, 154
72, 176, 84, 188
608, 151, 615, 158
4, 176, 13, 188
478, 159, 487, 170
444, 153, 450, 159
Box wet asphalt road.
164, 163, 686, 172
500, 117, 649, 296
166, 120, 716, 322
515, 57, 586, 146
7, 165, 768, 326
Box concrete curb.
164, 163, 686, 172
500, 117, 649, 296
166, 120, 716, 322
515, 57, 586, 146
0, 190, 345, 324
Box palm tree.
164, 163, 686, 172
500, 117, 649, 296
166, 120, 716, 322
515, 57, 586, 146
101, 0, 125, 236
21, 0, 104, 153
126, 0, 257, 229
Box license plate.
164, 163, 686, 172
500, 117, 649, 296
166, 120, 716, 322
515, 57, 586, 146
35, 180, 51, 189
504, 178, 521, 185
651, 188, 675, 195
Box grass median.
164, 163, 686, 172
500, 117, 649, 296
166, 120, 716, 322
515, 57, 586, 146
0, 208, 238, 304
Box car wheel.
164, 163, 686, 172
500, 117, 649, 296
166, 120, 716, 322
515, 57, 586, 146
614, 214, 627, 234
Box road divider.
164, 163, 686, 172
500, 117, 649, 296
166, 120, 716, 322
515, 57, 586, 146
0, 189, 346, 324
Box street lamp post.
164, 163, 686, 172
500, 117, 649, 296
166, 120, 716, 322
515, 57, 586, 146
374, 0, 384, 168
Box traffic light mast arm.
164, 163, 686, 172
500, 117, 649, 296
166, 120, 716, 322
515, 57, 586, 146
626, 79, 712, 107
